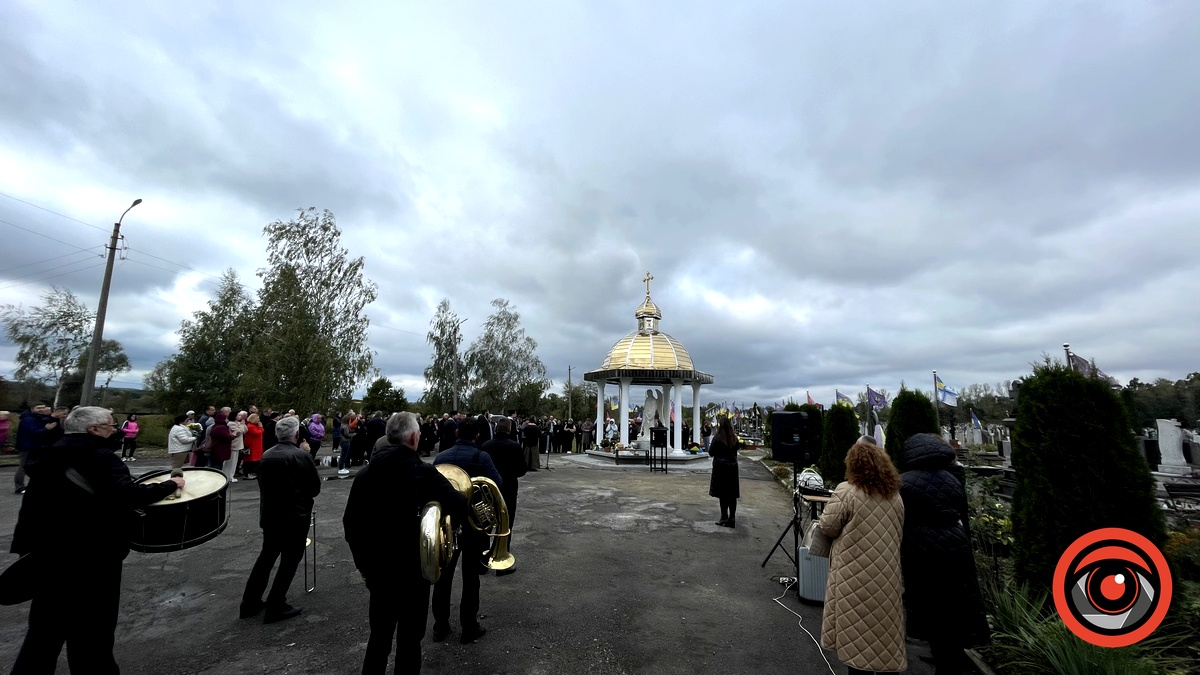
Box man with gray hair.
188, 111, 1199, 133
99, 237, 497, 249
240, 414, 321, 623
8, 406, 184, 673
344, 412, 467, 673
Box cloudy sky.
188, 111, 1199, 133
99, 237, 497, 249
2, 1, 1198, 410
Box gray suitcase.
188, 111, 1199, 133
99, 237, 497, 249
796, 546, 829, 603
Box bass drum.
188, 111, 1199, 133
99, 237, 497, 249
130, 467, 230, 553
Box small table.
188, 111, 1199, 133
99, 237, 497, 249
800, 494, 830, 527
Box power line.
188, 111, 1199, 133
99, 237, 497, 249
5, 249, 101, 273
124, 246, 224, 282
0, 253, 106, 287
0, 190, 108, 232
0, 217, 102, 254
0, 261, 106, 292
122, 255, 222, 288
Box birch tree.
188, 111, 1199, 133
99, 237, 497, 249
1, 286, 94, 407
423, 299, 466, 412
465, 298, 548, 413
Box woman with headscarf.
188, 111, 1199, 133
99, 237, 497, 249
708, 417, 741, 527
820, 437, 907, 674
899, 433, 989, 674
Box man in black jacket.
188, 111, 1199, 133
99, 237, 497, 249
240, 415, 321, 623
9, 406, 183, 674
480, 418, 526, 526
432, 417, 502, 644
344, 412, 467, 674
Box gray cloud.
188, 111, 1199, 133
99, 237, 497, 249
2, 0, 1198, 409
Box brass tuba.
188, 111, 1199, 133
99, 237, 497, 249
419, 464, 515, 583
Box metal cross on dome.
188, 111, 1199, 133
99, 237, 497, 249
643, 271, 654, 298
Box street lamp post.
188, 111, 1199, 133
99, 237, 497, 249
81, 198, 141, 406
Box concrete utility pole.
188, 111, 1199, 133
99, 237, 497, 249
81, 198, 140, 406
452, 317, 468, 412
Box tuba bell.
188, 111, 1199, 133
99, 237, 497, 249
419, 464, 515, 583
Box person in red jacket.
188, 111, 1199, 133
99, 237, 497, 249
243, 413, 265, 479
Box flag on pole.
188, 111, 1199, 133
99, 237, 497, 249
775, 402, 782, 412
806, 391, 817, 406
934, 374, 959, 407
1068, 351, 1120, 386
867, 387, 887, 408
836, 390, 853, 406
971, 410, 982, 430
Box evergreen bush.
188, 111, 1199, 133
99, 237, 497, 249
884, 388, 940, 467
1011, 362, 1166, 590
820, 404, 858, 486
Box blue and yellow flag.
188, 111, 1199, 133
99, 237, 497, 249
971, 410, 982, 430
835, 390, 853, 406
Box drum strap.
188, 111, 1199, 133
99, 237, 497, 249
65, 468, 96, 495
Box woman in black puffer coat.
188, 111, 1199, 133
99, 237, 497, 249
900, 433, 990, 675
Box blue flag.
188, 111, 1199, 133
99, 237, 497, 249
971, 410, 982, 430
836, 390, 853, 406
867, 387, 887, 408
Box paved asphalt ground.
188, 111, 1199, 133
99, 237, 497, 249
0, 450, 936, 674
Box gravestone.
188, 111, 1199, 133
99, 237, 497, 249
1155, 419, 1190, 476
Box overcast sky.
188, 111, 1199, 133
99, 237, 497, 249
2, 1, 1198, 411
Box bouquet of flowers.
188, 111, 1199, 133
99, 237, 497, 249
187, 422, 203, 440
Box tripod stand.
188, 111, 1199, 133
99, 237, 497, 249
761, 461, 802, 573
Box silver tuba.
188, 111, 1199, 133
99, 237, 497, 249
419, 464, 515, 583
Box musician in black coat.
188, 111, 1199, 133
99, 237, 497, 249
432, 418, 502, 644
344, 412, 467, 675
480, 418, 527, 525
8, 407, 183, 674
240, 415, 321, 623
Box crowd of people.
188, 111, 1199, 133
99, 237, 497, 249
3, 398, 988, 674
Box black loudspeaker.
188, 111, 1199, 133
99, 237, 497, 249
770, 411, 809, 464
650, 427, 668, 449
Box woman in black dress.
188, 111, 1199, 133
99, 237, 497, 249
708, 418, 741, 527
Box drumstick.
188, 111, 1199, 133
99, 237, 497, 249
167, 469, 184, 500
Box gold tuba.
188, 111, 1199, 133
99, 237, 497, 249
419, 464, 515, 583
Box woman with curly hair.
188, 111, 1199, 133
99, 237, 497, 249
819, 437, 907, 674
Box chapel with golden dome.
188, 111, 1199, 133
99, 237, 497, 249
585, 272, 714, 452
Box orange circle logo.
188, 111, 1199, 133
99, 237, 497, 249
1052, 528, 1172, 648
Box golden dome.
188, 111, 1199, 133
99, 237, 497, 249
600, 330, 695, 370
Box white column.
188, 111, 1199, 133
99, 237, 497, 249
595, 381, 606, 449
672, 378, 684, 453
619, 377, 632, 446
691, 382, 702, 444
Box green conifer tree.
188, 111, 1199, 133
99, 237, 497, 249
820, 404, 859, 486
884, 388, 940, 467
1012, 362, 1166, 589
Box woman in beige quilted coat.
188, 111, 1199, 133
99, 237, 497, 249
819, 437, 907, 674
